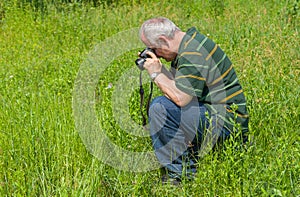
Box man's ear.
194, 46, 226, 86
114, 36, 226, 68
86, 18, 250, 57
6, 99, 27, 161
158, 35, 169, 48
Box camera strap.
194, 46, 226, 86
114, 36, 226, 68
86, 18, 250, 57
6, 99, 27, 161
139, 71, 153, 127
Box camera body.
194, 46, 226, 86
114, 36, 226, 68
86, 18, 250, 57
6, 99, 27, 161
135, 47, 155, 71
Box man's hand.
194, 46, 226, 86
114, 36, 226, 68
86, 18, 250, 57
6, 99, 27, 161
143, 51, 162, 75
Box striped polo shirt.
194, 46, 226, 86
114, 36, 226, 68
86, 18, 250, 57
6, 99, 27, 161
172, 27, 249, 133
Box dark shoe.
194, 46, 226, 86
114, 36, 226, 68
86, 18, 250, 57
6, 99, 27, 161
161, 174, 181, 186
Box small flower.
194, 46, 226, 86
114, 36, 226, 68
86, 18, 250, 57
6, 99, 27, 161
105, 82, 113, 89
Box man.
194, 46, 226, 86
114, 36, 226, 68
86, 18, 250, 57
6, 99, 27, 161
139, 17, 249, 184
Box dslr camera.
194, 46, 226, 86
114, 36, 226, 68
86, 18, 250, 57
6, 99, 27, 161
135, 47, 155, 71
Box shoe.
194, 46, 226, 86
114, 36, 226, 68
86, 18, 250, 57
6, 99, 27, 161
161, 174, 181, 186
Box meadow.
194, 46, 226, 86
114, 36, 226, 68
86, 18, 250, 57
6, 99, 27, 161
0, 0, 299, 196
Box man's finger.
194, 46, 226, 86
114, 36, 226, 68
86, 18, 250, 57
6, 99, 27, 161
146, 51, 157, 59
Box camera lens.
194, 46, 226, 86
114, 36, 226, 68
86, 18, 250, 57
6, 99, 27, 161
135, 58, 145, 70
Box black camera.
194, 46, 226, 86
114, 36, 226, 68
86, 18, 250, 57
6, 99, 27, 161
135, 47, 155, 71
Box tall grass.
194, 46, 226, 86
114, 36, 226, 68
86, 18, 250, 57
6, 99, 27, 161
0, 0, 299, 196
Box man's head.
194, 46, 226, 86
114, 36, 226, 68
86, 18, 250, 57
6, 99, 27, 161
139, 17, 184, 61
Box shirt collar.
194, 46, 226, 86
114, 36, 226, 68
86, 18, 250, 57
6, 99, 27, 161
171, 27, 197, 69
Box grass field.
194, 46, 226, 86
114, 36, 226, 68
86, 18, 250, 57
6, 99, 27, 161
0, 0, 299, 196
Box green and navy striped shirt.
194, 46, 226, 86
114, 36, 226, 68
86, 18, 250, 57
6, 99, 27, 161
172, 27, 249, 133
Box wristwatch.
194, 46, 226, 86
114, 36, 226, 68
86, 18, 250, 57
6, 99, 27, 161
150, 72, 161, 81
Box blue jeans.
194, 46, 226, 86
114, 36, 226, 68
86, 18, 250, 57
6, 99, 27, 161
149, 96, 230, 179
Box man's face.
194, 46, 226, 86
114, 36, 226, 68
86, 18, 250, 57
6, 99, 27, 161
141, 34, 176, 62
152, 47, 176, 62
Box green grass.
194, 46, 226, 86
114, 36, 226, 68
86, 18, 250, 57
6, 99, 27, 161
0, 0, 299, 196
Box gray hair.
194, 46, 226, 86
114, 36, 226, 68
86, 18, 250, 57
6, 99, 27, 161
139, 17, 180, 47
